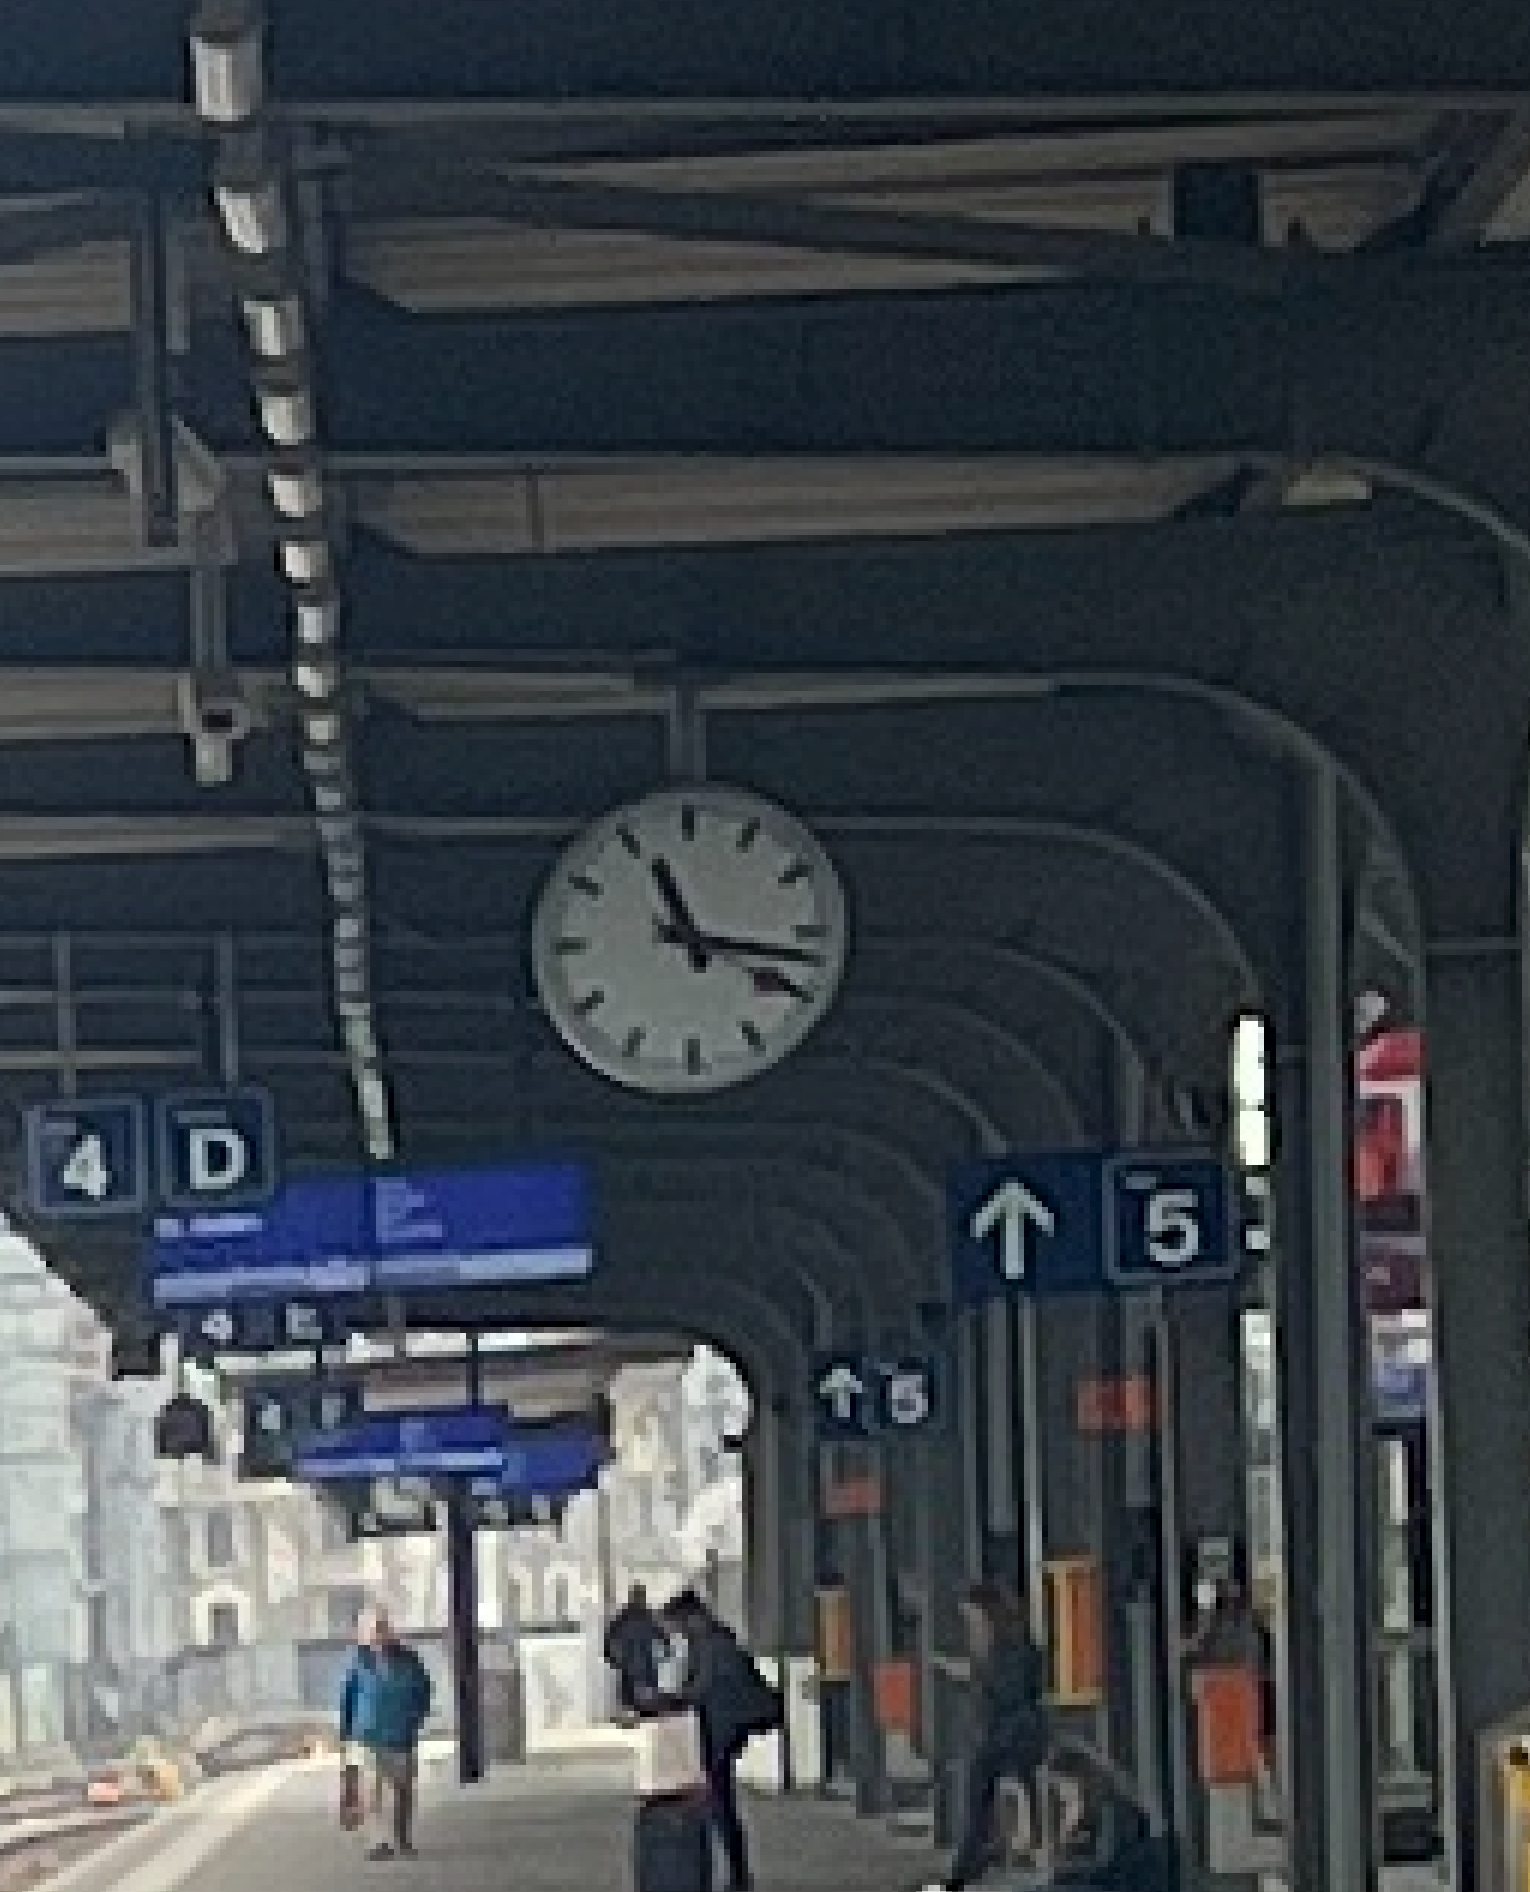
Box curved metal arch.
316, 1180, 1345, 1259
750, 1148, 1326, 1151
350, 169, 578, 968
819, 994, 1087, 1143
859, 933, 1141, 1058
608, 1169, 872, 1337
549, 1117, 945, 1281
529, 1041, 988, 1179
824, 813, 1255, 988
609, 1157, 923, 1318
768, 1204, 883, 1342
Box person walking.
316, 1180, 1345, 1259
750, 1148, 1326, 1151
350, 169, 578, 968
339, 1605, 433, 1861
928, 1580, 1050, 1892
604, 1582, 665, 1717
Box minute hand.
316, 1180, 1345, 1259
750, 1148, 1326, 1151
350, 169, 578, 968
663, 925, 823, 967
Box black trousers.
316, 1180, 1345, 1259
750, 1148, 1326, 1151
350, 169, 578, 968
948, 1749, 1040, 1891
706, 1747, 750, 1889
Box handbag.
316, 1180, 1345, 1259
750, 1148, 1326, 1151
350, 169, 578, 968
633, 1709, 707, 1798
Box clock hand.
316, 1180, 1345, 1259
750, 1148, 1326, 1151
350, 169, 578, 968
748, 964, 813, 1003
650, 859, 708, 972
656, 922, 823, 968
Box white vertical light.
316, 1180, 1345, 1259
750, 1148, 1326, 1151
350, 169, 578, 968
190, 3, 265, 124
1231, 1011, 1272, 1170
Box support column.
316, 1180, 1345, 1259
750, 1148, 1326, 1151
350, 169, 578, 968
446, 1491, 484, 1784
1424, 938, 1530, 1889
1274, 756, 1375, 1892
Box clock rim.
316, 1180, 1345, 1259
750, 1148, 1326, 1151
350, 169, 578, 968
530, 783, 849, 1097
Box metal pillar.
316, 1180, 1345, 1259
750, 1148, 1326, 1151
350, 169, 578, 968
1424, 938, 1530, 1889
1274, 756, 1375, 1892
446, 1491, 485, 1783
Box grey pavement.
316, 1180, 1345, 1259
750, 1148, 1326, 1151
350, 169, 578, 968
121, 1753, 946, 1892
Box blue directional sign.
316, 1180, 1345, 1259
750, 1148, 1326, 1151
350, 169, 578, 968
949, 1154, 1107, 1303
950, 1149, 1240, 1302
494, 1421, 608, 1497
1102, 1152, 1237, 1289
156, 1089, 278, 1213
369, 1162, 594, 1290
25, 1097, 148, 1219
813, 1351, 874, 1439
292, 1406, 515, 1482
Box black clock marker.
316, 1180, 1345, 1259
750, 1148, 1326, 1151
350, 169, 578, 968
554, 937, 590, 956
623, 1025, 646, 1058
737, 818, 760, 851
741, 1020, 766, 1053
680, 803, 698, 842
617, 824, 642, 858
683, 1034, 704, 1075
569, 872, 602, 898
779, 860, 811, 886
794, 922, 827, 941
574, 989, 605, 1016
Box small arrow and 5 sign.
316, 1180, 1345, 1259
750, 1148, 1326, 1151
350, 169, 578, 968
812, 1353, 939, 1439
949, 1150, 1239, 1303
177, 1297, 345, 1360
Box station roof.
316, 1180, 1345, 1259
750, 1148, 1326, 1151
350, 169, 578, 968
1, 1, 1529, 1396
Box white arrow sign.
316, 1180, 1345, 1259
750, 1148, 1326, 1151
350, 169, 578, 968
200, 1308, 236, 1346
969, 1176, 1057, 1282
817, 1362, 866, 1423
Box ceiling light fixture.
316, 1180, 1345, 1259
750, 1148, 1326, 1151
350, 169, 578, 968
212, 138, 288, 256
280, 533, 330, 587
253, 362, 315, 448
241, 288, 306, 361
267, 456, 324, 519
294, 656, 339, 701
189, 1, 266, 124
291, 582, 339, 650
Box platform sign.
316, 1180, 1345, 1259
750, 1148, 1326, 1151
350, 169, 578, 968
348, 1479, 439, 1540
1101, 1152, 1237, 1288
368, 1162, 594, 1290
875, 1355, 940, 1434
812, 1352, 940, 1439
240, 1378, 362, 1480
25, 1097, 148, 1219
950, 1149, 1240, 1303
155, 1089, 278, 1213
468, 1488, 563, 1531
291, 1405, 514, 1482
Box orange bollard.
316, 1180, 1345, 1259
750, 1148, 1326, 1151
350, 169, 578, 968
816, 1585, 855, 1683
1042, 1558, 1105, 1706
873, 1659, 917, 1739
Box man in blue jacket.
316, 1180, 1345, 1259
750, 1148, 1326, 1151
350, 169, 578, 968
340, 1606, 433, 1859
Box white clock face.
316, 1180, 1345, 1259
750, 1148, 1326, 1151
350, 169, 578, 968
531, 785, 849, 1095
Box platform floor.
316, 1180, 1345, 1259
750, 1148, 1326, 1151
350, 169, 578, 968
52, 1750, 947, 1892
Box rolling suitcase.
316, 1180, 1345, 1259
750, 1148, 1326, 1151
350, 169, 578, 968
634, 1791, 713, 1892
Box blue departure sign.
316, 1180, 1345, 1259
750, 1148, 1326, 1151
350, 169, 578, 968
292, 1406, 515, 1481
950, 1149, 1240, 1302
145, 1159, 595, 1308
148, 1174, 369, 1307
369, 1162, 594, 1290
25, 1098, 148, 1219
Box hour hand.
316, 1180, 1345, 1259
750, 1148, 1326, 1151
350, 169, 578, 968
651, 859, 707, 971
659, 924, 823, 968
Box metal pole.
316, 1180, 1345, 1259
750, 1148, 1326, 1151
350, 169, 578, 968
446, 1491, 484, 1783
1016, 1301, 1046, 1646
1302, 756, 1373, 1892
771, 1400, 797, 1792
1147, 1291, 1191, 1845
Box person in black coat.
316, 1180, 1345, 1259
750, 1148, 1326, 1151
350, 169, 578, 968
663, 1589, 779, 1892
603, 1583, 664, 1716
941, 1579, 1050, 1892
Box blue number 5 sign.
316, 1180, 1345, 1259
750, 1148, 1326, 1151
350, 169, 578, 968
1102, 1153, 1237, 1288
